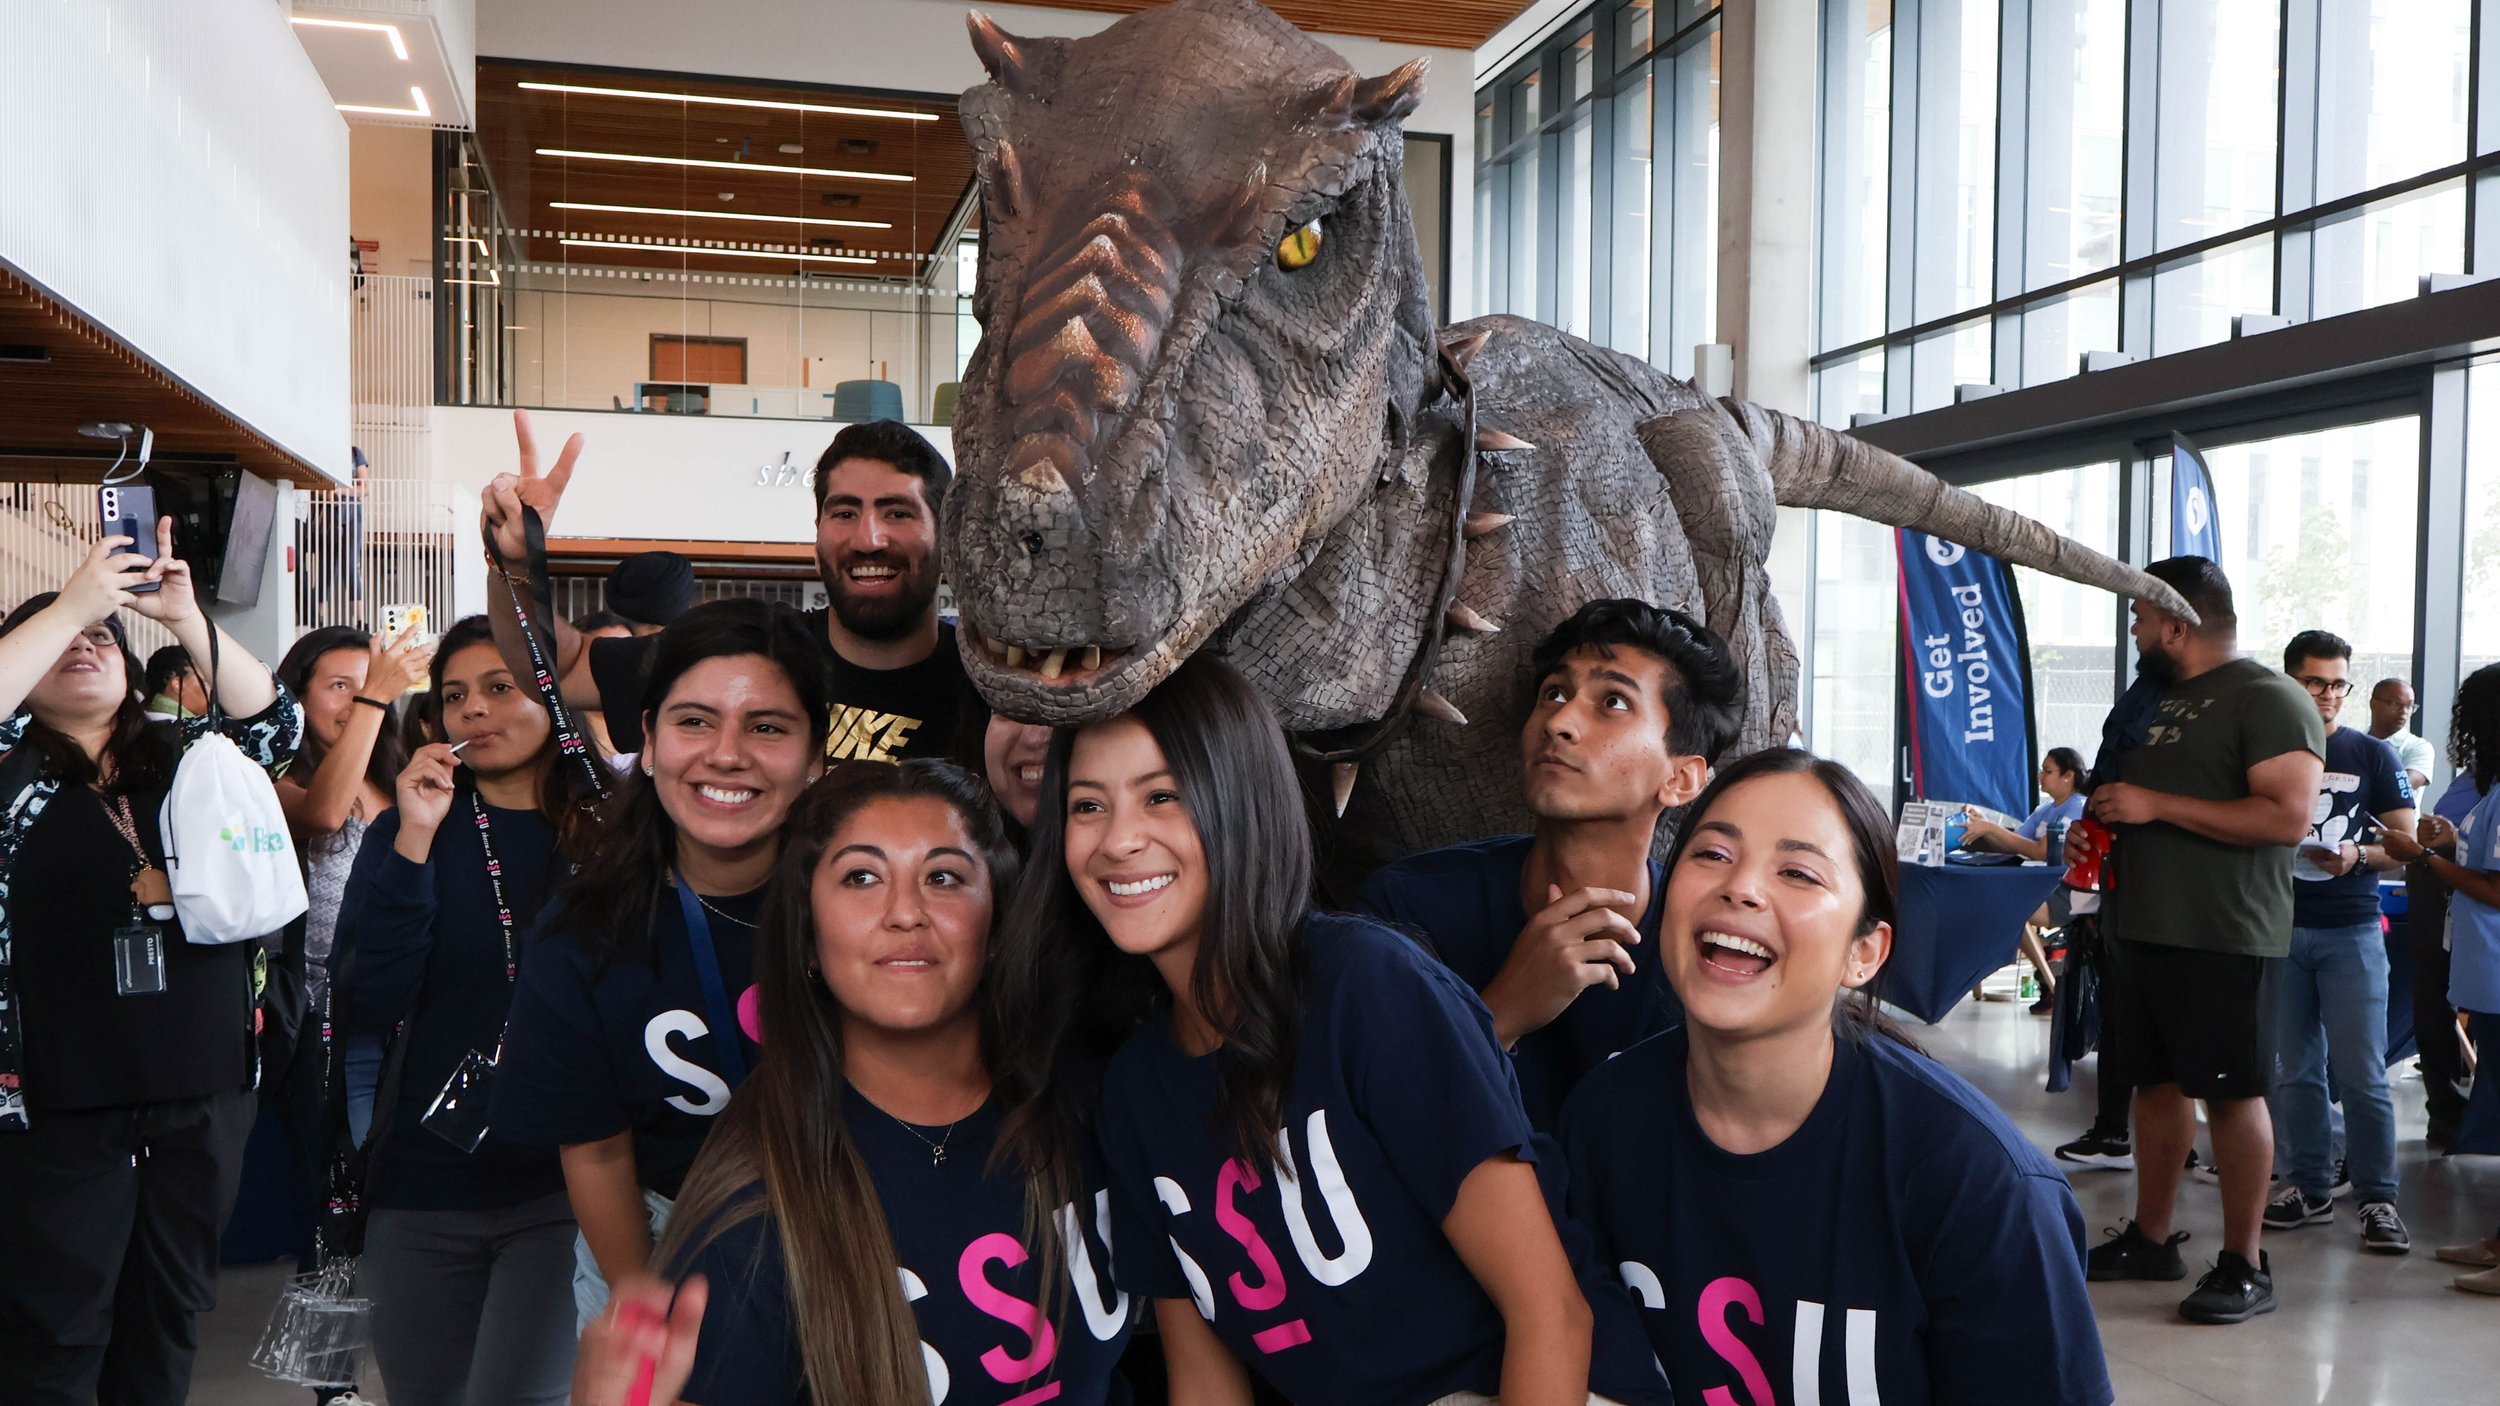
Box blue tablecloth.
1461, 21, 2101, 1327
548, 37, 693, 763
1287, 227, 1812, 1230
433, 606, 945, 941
1887, 864, 2068, 1024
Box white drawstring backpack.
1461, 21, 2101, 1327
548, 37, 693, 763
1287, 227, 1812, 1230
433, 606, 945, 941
159, 632, 307, 944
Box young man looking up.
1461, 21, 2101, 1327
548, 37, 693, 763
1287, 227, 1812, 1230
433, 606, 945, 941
2266, 631, 2415, 1252
482, 412, 977, 766
2080, 558, 2324, 1325
1356, 598, 1745, 1129
2368, 677, 2434, 792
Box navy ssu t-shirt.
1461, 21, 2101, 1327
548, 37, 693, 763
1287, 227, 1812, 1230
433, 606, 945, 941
1097, 913, 1669, 1406
1559, 1026, 2112, 1406
1355, 835, 1677, 1129
494, 886, 765, 1198
2292, 728, 2415, 929
671, 1092, 1134, 1406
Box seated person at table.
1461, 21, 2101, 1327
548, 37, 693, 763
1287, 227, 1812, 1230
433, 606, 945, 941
1559, 748, 2112, 1406
1355, 598, 1744, 1128
1958, 747, 2088, 861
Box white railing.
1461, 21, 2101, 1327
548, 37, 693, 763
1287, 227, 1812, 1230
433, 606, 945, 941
293, 478, 463, 635
0, 484, 177, 658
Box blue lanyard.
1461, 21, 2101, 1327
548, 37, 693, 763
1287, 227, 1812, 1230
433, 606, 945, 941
672, 876, 749, 1087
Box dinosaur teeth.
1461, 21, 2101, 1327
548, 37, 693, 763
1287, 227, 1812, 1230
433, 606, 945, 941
1475, 427, 1535, 453
1463, 512, 1515, 539
1082, 645, 1102, 671
1331, 763, 1359, 819
1006, 644, 1026, 668
1446, 604, 1500, 635
1039, 648, 1068, 680
1415, 688, 1468, 725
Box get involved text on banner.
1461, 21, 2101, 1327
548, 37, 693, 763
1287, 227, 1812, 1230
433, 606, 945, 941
1896, 529, 2039, 818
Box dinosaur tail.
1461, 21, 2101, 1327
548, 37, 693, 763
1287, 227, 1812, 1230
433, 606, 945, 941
1731, 399, 2199, 624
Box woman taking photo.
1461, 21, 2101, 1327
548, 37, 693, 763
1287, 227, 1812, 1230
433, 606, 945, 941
333, 613, 589, 1406
1557, 748, 2110, 1405
494, 600, 831, 1323
993, 656, 1667, 1406
0, 526, 300, 1401
572, 759, 1134, 1406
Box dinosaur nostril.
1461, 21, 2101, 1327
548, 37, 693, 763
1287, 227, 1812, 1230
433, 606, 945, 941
1018, 531, 1046, 557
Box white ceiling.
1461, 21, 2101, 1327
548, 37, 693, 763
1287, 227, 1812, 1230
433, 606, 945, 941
290, 0, 476, 129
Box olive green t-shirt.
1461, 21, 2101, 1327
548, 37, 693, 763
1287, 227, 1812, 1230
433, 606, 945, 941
2101, 657, 2326, 958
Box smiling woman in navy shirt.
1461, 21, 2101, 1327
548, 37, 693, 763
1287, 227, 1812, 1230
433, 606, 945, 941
1558, 747, 2111, 1406
575, 759, 1134, 1406
494, 600, 830, 1323
986, 656, 1667, 1406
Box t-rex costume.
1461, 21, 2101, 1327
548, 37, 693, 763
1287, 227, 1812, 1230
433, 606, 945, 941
940, 0, 2185, 858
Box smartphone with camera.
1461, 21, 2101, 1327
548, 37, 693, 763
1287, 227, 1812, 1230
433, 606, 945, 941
96, 484, 162, 594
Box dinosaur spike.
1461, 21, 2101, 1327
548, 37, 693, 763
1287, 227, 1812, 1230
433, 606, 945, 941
1440, 327, 1490, 372
1298, 72, 1358, 128
1475, 426, 1535, 453
1350, 57, 1431, 127
1463, 512, 1514, 539
989, 140, 1027, 217
1446, 603, 1500, 635
1414, 688, 1468, 725
966, 11, 1034, 93
1331, 762, 1359, 818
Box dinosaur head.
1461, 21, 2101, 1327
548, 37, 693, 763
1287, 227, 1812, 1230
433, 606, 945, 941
944, 0, 1437, 723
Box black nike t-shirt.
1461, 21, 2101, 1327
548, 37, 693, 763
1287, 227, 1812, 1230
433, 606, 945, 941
588, 610, 980, 764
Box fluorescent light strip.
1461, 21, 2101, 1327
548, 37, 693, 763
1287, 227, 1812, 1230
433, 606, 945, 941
537, 148, 911, 183
518, 80, 939, 123
338, 86, 434, 119
551, 200, 891, 231
291, 16, 410, 62
561, 237, 880, 266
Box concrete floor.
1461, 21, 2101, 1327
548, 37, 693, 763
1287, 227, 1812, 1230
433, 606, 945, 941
189, 983, 2500, 1405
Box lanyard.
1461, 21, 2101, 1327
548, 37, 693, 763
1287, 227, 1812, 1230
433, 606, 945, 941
102, 794, 152, 873
672, 874, 748, 1087
499, 507, 610, 802
471, 794, 522, 984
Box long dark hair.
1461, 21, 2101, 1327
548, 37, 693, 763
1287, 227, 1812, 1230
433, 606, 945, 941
654, 760, 1019, 1406
1661, 747, 1919, 1050
0, 593, 179, 795
2452, 663, 2500, 790
553, 599, 834, 963
277, 626, 410, 802
994, 655, 1315, 1216
430, 614, 591, 855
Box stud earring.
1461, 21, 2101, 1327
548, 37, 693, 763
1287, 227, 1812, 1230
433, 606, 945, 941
642, 755, 654, 776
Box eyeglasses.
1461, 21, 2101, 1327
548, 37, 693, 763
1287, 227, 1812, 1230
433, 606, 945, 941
2297, 676, 2355, 699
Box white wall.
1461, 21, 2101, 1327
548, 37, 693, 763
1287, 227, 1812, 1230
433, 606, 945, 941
476, 0, 1478, 319
0, 0, 351, 480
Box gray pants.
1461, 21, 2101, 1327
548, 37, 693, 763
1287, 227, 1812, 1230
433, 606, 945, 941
362, 1191, 579, 1406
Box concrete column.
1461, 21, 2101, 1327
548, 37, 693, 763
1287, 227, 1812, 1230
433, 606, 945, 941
1716, 0, 1820, 413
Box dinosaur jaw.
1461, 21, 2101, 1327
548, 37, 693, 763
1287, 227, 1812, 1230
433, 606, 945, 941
961, 622, 1170, 724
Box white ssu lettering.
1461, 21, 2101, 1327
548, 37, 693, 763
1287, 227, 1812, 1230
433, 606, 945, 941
641, 1009, 731, 1115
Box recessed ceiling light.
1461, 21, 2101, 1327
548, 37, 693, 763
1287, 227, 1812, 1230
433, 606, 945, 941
560, 236, 879, 266
339, 86, 433, 118
779, 143, 805, 155
537, 148, 911, 182
718, 193, 736, 202
552, 200, 892, 230
291, 16, 410, 62
517, 80, 939, 123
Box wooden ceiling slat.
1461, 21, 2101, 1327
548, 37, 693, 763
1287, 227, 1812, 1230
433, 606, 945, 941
1042, 0, 1531, 50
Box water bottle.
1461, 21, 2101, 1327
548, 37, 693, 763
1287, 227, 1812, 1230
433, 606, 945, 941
2045, 817, 2070, 866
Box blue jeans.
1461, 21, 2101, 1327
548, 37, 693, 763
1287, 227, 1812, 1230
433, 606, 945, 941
2271, 921, 2397, 1202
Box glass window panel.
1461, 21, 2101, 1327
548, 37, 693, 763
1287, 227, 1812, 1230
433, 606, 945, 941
2309, 180, 2466, 320
1560, 108, 1597, 337
1970, 463, 2121, 758
2311, 0, 2470, 203
2154, 0, 2279, 250
1816, 349, 1887, 427
1617, 0, 1655, 67
2150, 236, 2273, 356
2197, 416, 2422, 724
1822, 0, 1892, 349
1909, 317, 1992, 412
1474, 169, 1497, 317
1811, 511, 1902, 811
1514, 70, 1545, 137
2024, 0, 2124, 288
1913, 0, 1997, 321
1477, 97, 1496, 158
1565, 32, 1598, 104
1666, 24, 1722, 375
1507, 143, 1542, 316
2018, 279, 2120, 386
2466, 362, 2500, 677
1609, 68, 1655, 359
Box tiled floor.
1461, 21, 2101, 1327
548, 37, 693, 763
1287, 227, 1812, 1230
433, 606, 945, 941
190, 986, 2500, 1405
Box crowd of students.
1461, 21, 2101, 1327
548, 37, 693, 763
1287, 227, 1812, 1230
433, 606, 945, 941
2, 411, 2494, 1406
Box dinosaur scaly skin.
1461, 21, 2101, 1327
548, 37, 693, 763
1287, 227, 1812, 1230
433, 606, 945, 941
944, 0, 2181, 858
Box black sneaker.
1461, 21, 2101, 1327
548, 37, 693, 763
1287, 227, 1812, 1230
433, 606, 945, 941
2087, 1221, 2190, 1281
2179, 1250, 2275, 1323
2055, 1131, 2135, 1170
2329, 1159, 2352, 1199
2186, 1149, 2222, 1184
2263, 1182, 2334, 1228
2359, 1200, 2411, 1254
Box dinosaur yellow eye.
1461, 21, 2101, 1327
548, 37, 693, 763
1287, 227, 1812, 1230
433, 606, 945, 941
1277, 219, 1323, 271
